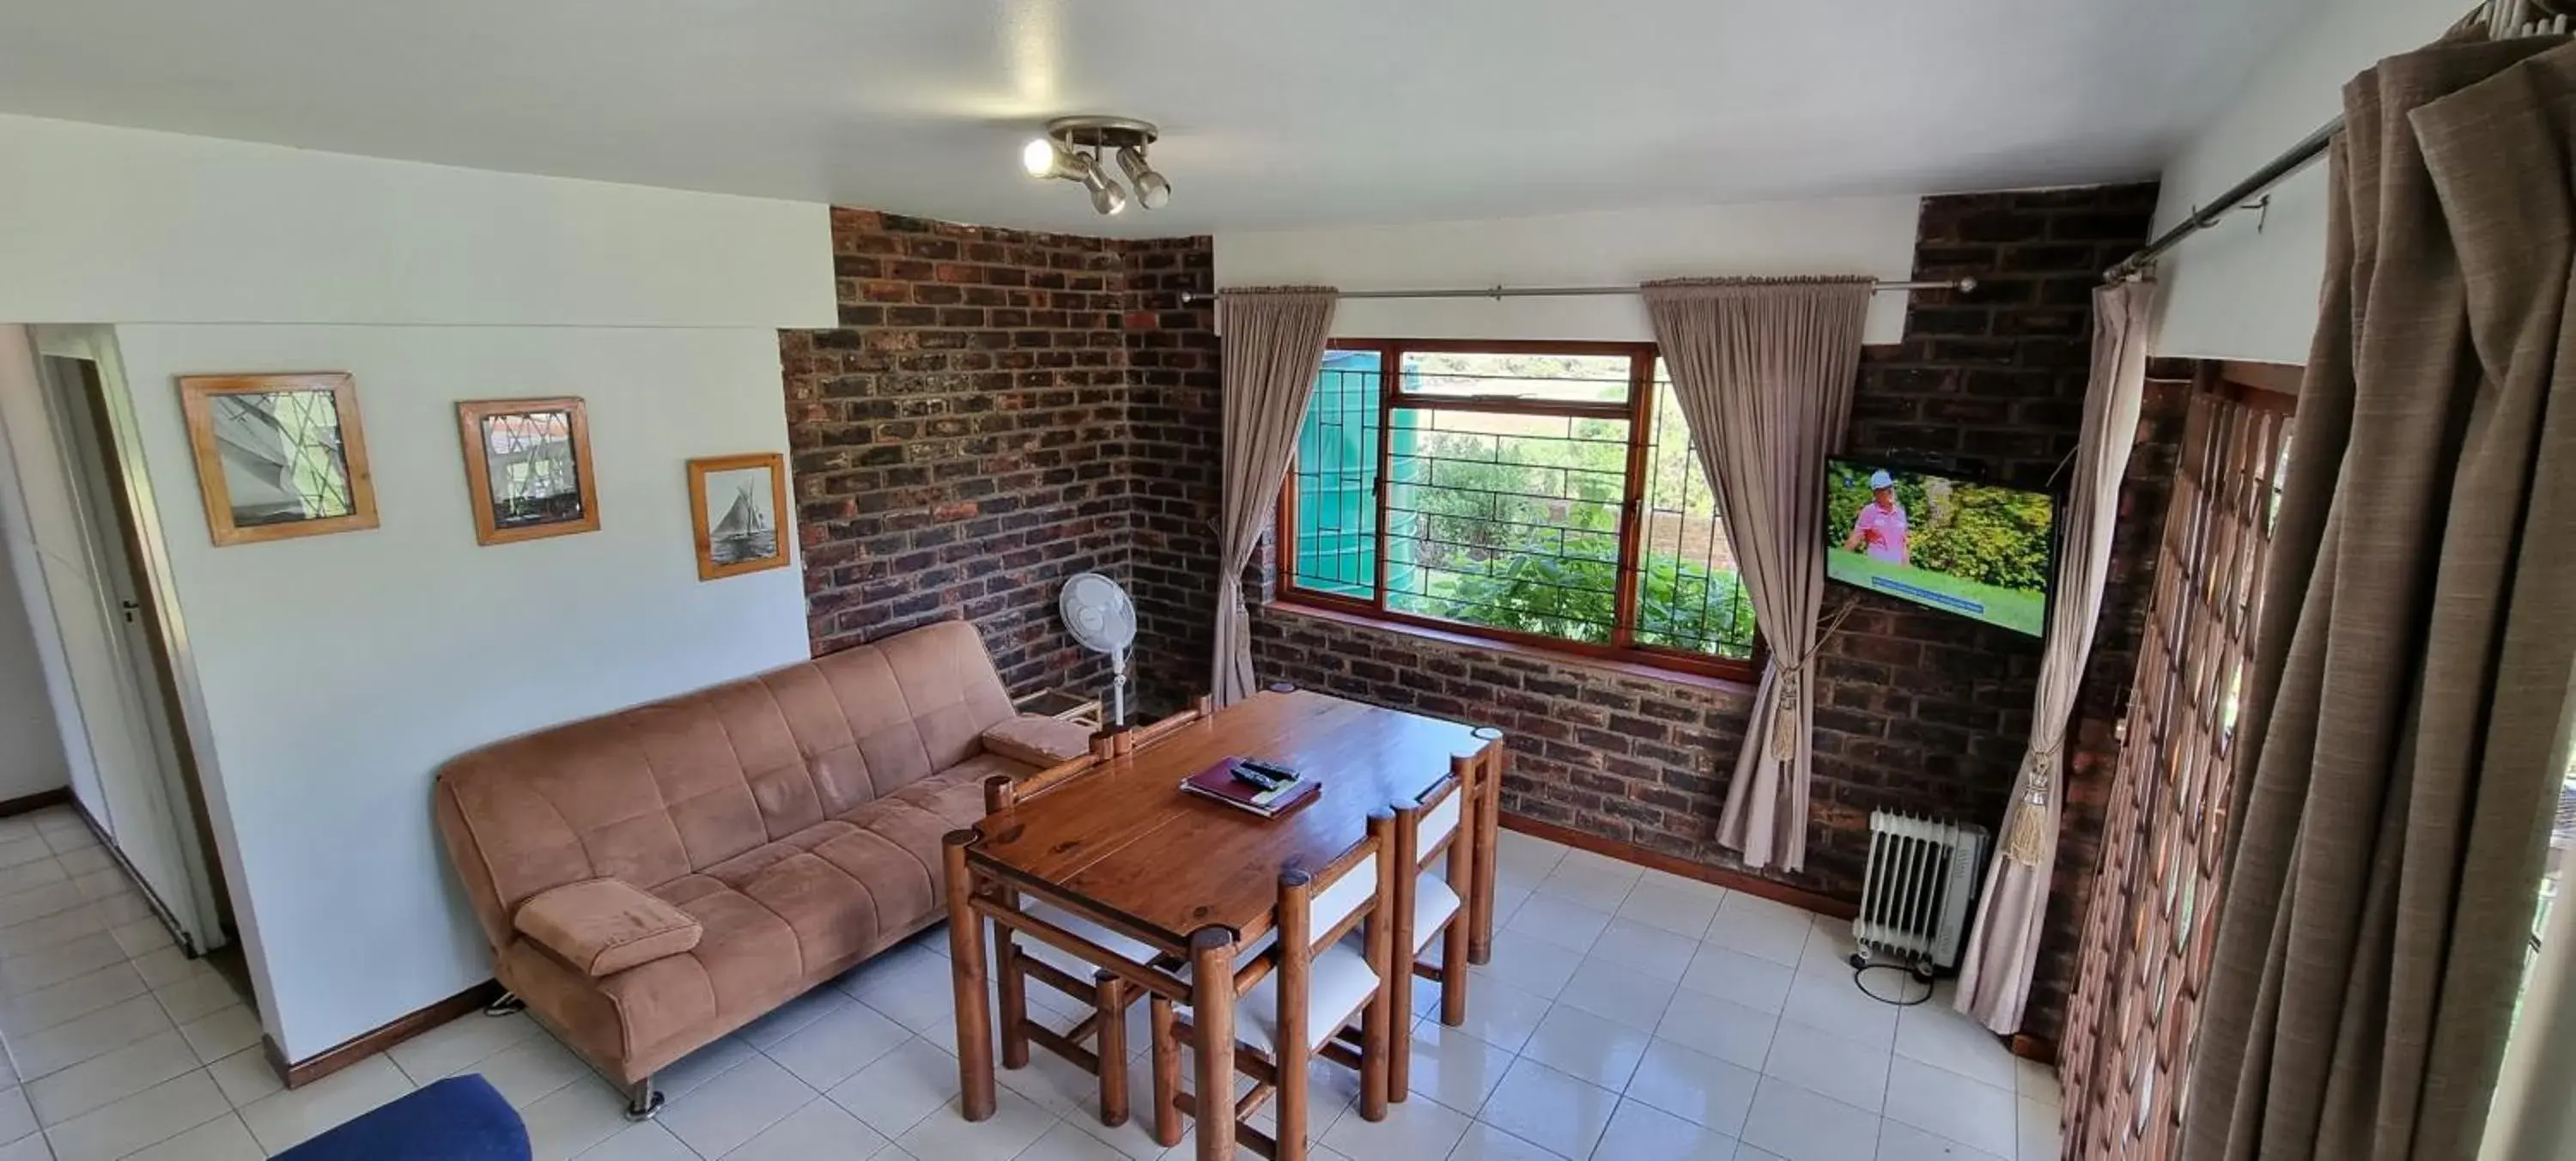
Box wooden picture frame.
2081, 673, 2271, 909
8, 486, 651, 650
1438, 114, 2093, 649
455, 398, 600, 545
178, 372, 379, 546
686, 453, 789, 581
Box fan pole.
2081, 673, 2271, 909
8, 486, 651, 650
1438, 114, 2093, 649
1110, 647, 1129, 726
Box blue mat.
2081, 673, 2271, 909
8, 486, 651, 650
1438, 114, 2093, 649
273, 1074, 531, 1160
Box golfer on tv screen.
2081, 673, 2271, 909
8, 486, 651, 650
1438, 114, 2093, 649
1822, 460, 2054, 637
1841, 469, 1911, 566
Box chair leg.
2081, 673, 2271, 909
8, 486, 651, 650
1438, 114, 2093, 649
1096, 976, 1131, 1128
1149, 994, 1185, 1148
1358, 988, 1389, 1123
1441, 916, 1471, 1026
1277, 1037, 1309, 1161
483, 991, 525, 1017
1388, 952, 1415, 1102
996, 938, 1030, 1070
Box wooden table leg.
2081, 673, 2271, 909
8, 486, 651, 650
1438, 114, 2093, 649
1188, 927, 1238, 1161
1468, 735, 1504, 964
943, 830, 996, 1121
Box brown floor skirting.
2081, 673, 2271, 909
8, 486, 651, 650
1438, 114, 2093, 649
267, 979, 506, 1089
0, 787, 71, 819
1498, 812, 1859, 921
2011, 1033, 2058, 1067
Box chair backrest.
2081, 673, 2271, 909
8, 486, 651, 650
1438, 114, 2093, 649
979, 696, 1215, 814
1295, 815, 1388, 956
1265, 812, 1394, 1053
1408, 762, 1469, 876
1106, 694, 1217, 756
434, 619, 1016, 950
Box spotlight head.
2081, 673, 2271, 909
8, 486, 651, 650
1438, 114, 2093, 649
1083, 166, 1129, 216
1022, 137, 1076, 179
1115, 146, 1171, 210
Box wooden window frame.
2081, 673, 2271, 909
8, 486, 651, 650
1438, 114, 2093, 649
1273, 337, 1763, 684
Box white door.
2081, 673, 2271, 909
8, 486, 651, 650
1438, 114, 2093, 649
48, 358, 206, 932
0, 332, 220, 952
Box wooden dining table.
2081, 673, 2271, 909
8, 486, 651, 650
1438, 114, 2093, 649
940, 689, 1504, 1159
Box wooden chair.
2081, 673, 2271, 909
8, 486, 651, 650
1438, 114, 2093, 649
1377, 761, 1473, 1099
1149, 813, 1397, 1160
986, 697, 1213, 1128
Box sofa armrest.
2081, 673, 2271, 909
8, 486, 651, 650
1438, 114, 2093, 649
513, 878, 702, 977
981, 714, 1097, 767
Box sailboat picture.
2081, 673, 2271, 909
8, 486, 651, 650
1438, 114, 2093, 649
179, 372, 380, 546
707, 476, 775, 563
686, 453, 790, 580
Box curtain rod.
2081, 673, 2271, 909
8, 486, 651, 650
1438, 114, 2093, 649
2103, 119, 2338, 284
2099, 0, 2574, 283
1179, 277, 1972, 307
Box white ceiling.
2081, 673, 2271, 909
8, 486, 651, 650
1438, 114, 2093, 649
0, 0, 2313, 237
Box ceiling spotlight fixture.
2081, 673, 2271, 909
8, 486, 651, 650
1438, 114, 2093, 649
1114, 146, 1171, 210
1022, 115, 1169, 216
1021, 137, 1079, 180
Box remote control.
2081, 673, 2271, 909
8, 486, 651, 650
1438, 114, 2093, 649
1231, 762, 1288, 792
1240, 758, 1300, 783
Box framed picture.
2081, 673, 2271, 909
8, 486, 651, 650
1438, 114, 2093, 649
455, 398, 599, 545
686, 453, 789, 580
178, 372, 379, 546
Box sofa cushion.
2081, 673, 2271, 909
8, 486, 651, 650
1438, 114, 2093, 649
980, 715, 1097, 768
513, 878, 702, 977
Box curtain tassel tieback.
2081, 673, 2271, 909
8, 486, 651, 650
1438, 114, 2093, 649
1766, 666, 1804, 763
1998, 747, 2058, 866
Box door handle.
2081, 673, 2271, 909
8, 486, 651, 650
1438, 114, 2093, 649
118, 599, 139, 623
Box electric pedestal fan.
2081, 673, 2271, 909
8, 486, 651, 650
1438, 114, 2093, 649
1058, 572, 1136, 726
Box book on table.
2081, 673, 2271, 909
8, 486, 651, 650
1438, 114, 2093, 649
1181, 757, 1319, 818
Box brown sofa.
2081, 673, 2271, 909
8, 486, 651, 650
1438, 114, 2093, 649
433, 620, 1089, 1115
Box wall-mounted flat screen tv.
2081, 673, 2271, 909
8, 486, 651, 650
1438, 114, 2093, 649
1822, 459, 2056, 637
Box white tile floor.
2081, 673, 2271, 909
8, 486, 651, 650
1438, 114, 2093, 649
0, 811, 2066, 1160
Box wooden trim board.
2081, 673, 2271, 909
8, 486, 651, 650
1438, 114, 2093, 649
1497, 811, 1857, 920
0, 788, 71, 819
266, 980, 505, 1089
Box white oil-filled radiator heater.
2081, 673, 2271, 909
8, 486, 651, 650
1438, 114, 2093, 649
1850, 811, 1990, 976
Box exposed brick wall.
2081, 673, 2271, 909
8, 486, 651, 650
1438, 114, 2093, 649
1120, 239, 1222, 713
1253, 610, 1774, 864
777, 187, 2176, 1044
781, 210, 1138, 695
1249, 185, 2175, 1042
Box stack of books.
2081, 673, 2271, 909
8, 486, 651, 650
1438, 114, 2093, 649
1181, 757, 1319, 818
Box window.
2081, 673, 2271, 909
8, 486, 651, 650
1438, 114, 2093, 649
1278, 340, 1759, 680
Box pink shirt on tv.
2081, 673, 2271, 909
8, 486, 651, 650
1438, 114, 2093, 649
1851, 501, 1910, 564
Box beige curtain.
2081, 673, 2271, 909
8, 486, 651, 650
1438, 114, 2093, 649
1953, 283, 2152, 1035
1644, 278, 1871, 871
2184, 38, 2576, 1161
1211, 288, 1338, 707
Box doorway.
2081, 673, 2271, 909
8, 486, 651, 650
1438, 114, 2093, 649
0, 326, 234, 963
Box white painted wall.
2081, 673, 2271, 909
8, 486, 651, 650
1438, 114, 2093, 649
0, 536, 66, 802
2147, 0, 2467, 363
0, 115, 833, 1061
0, 113, 831, 330
114, 325, 814, 1059
1214, 198, 1923, 345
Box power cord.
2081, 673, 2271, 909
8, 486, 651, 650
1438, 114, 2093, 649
1850, 959, 1936, 1006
